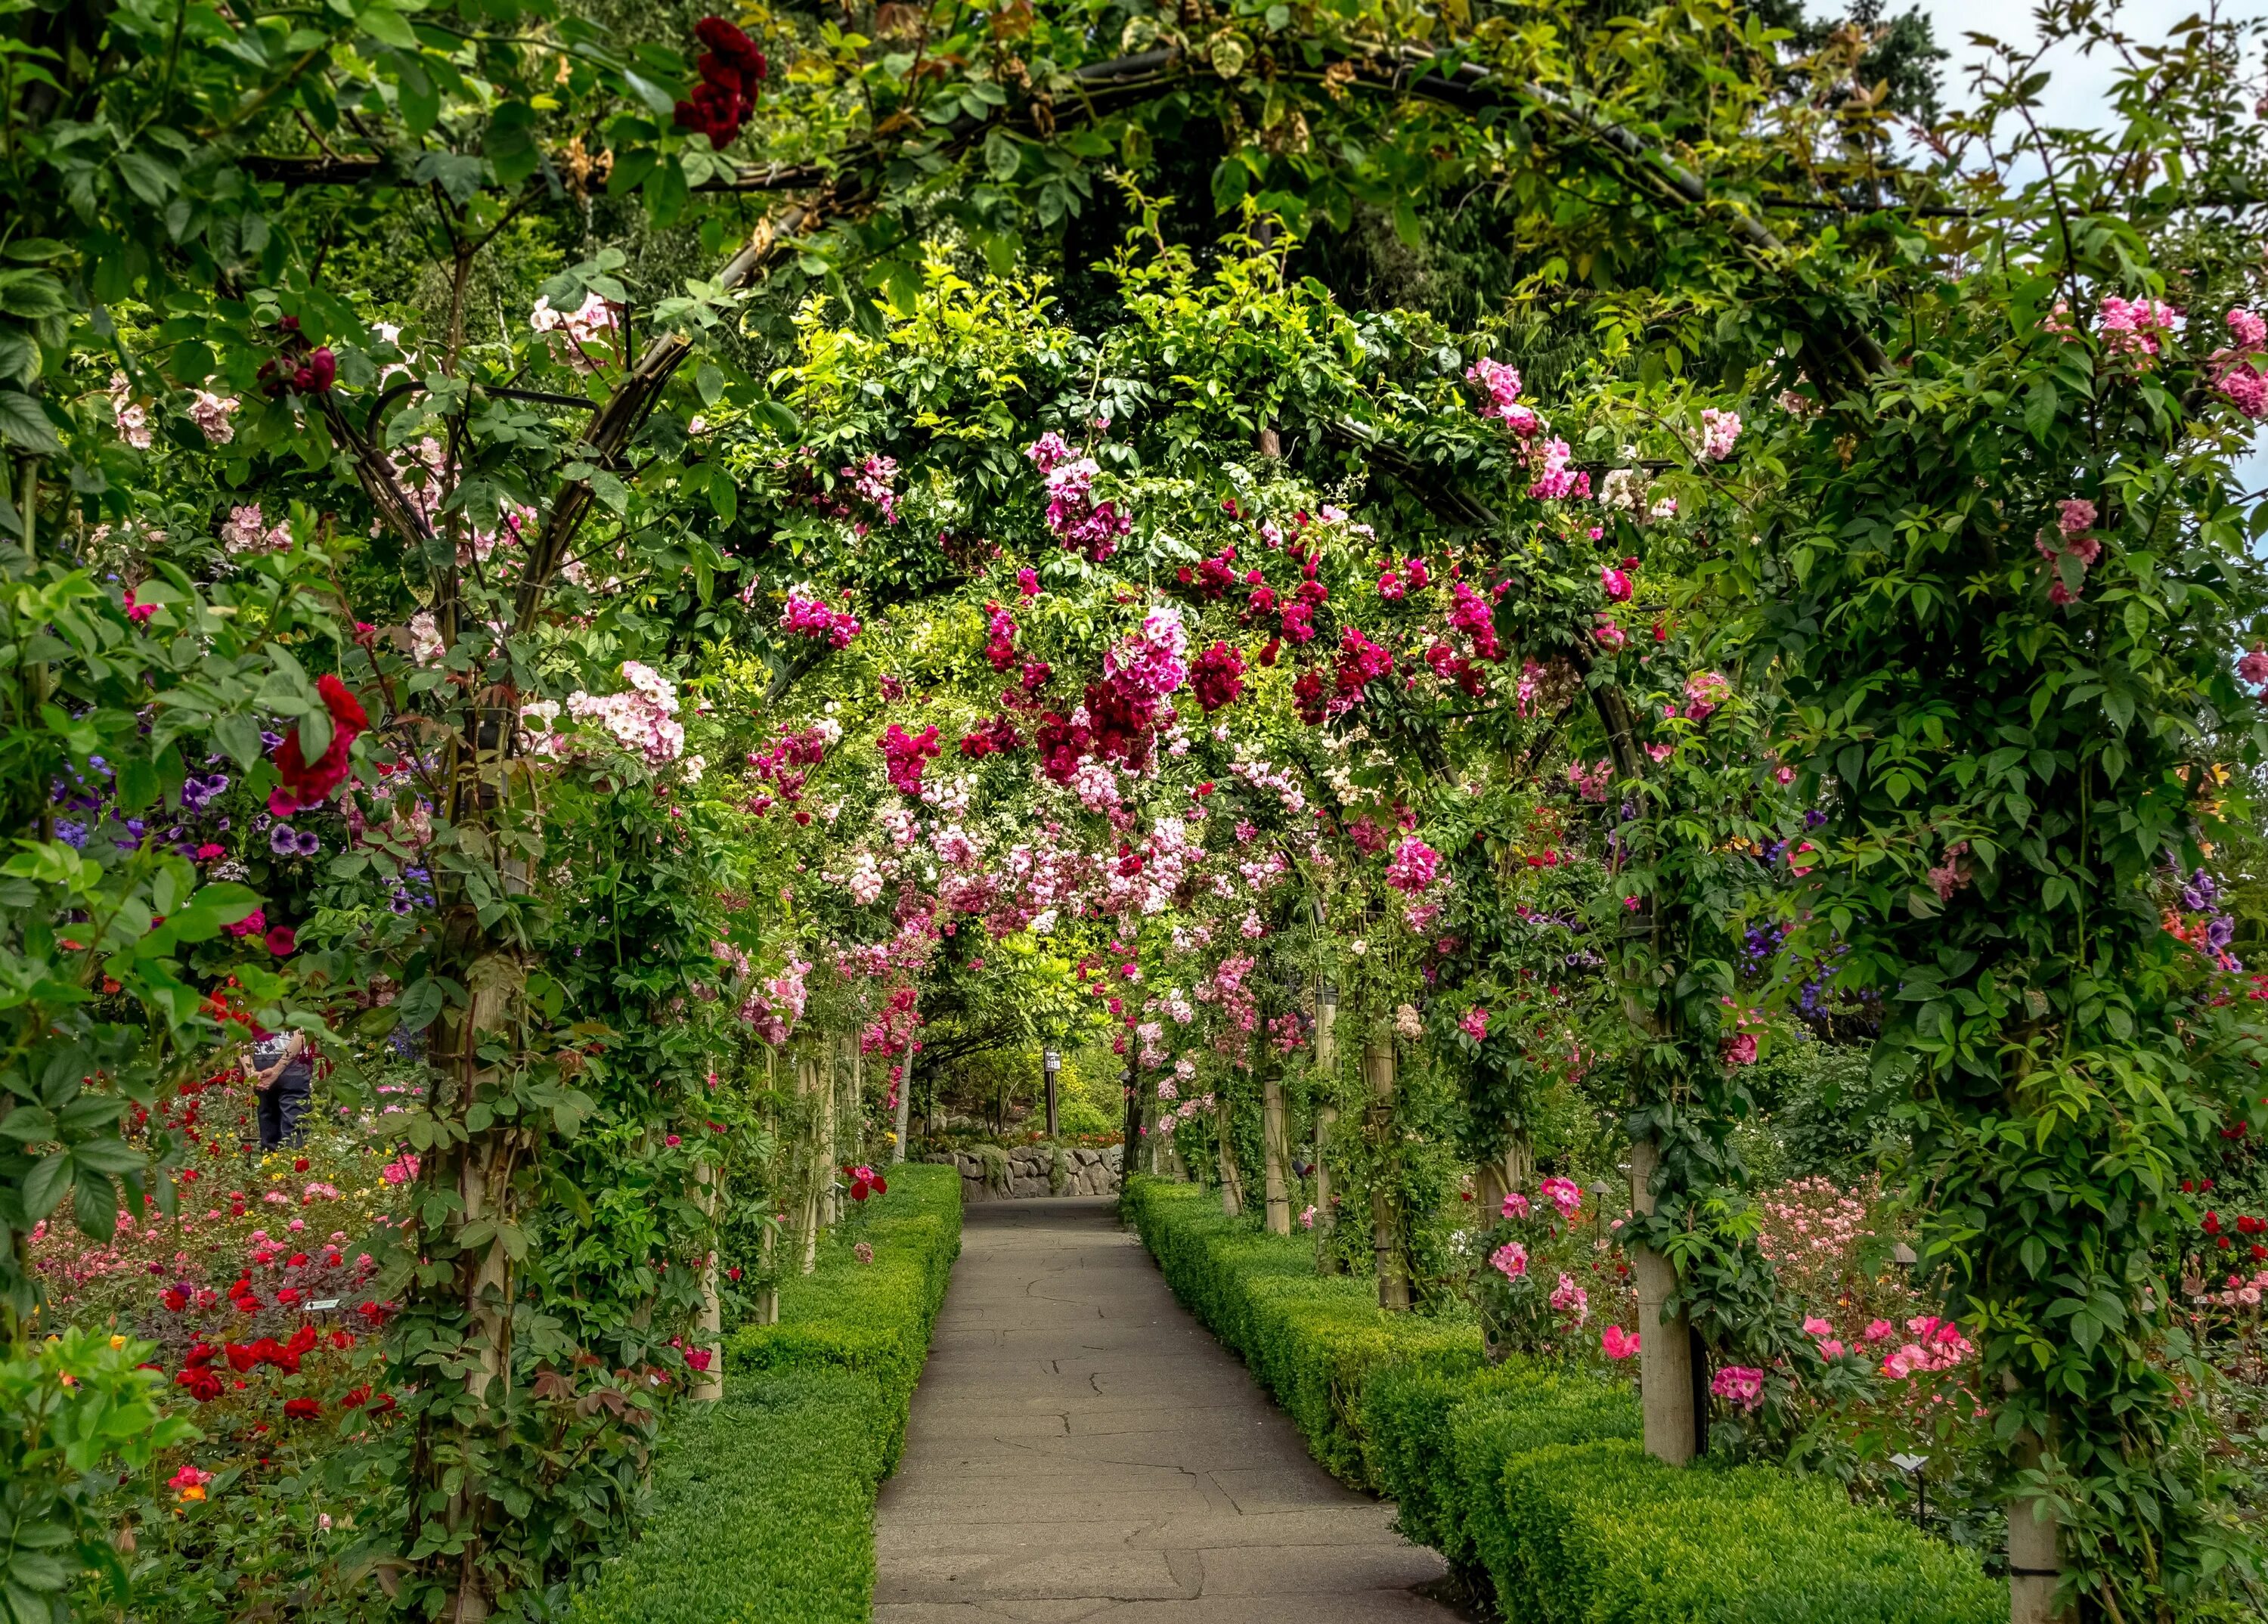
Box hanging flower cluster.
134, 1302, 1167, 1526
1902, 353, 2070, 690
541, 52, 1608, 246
1383, 836, 1440, 894
841, 454, 900, 525
1189, 641, 1246, 712
739, 956, 810, 1045
2035, 497, 2104, 606
1466, 356, 1540, 436
779, 588, 862, 648
879, 724, 940, 795
981, 602, 1018, 671
1697, 407, 1743, 462
1026, 432, 1131, 561
674, 16, 768, 147
2211, 308, 2267, 417
566, 662, 686, 766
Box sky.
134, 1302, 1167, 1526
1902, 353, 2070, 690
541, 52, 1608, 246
1907, 0, 2268, 495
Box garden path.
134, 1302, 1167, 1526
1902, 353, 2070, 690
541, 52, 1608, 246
873, 1195, 1458, 1623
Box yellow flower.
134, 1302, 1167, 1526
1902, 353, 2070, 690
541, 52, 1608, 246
109, 1334, 126, 1350
178, 1486, 206, 1503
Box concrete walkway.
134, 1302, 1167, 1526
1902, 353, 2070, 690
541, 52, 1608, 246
874, 1196, 1458, 1623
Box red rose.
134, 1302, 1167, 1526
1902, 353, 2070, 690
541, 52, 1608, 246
284, 1397, 322, 1421
175, 1367, 224, 1402
160, 1286, 189, 1313
225, 1344, 259, 1375
339, 1386, 370, 1410
268, 674, 369, 817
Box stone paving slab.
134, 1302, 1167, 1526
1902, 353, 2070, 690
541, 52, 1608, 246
873, 1197, 1458, 1623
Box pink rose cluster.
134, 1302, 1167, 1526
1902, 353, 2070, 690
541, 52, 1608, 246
1465, 356, 1541, 437
1538, 1176, 1583, 1219
880, 723, 941, 796
842, 454, 900, 525
2096, 294, 2179, 358
2036, 497, 2103, 606
1710, 1364, 1765, 1412
565, 662, 685, 766
779, 588, 862, 649
1527, 437, 1590, 502
2212, 308, 2267, 418
1447, 580, 1501, 662
1383, 835, 1439, 894
1876, 1314, 1973, 1380
1697, 407, 1742, 462
1027, 432, 1131, 562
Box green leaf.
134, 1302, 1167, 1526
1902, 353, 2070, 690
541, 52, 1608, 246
1210, 157, 1248, 213
983, 130, 1020, 183
73, 1138, 146, 1176
397, 976, 445, 1032
485, 101, 540, 189
114, 150, 179, 207
213, 712, 264, 769
21, 1151, 72, 1220
358, 5, 419, 48
0, 271, 66, 319
0, 387, 61, 453
644, 156, 689, 227
1393, 196, 1422, 251
2023, 378, 2058, 442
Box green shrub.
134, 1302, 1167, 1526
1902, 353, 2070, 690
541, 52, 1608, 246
563, 1370, 891, 1624
1123, 1174, 1479, 1482
569, 1164, 961, 1622
1125, 1174, 2003, 1624
723, 1164, 962, 1470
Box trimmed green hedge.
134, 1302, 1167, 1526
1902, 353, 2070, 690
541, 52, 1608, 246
569, 1163, 961, 1624
1124, 1176, 2005, 1624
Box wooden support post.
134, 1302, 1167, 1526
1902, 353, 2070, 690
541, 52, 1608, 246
1365, 1029, 1408, 1311
819, 1039, 838, 1227
693, 1161, 723, 1400
2008, 1427, 2066, 1623
1216, 1093, 1244, 1216
1630, 1136, 1696, 1464
1261, 1049, 1292, 1235
755, 1213, 779, 1325
892, 1029, 913, 1165
1314, 985, 1339, 1271
798, 1050, 823, 1276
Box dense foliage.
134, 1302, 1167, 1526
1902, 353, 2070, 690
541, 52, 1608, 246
6, 0, 2268, 1618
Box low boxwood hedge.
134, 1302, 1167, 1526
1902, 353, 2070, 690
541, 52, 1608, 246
1123, 1175, 2004, 1624
569, 1163, 961, 1623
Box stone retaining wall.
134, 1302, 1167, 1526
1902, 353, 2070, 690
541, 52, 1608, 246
925, 1145, 1123, 1201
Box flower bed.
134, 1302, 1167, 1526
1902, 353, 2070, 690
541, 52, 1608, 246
1124, 1176, 2003, 1624
566, 1163, 961, 1623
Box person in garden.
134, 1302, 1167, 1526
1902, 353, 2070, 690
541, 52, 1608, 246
246, 1028, 313, 1151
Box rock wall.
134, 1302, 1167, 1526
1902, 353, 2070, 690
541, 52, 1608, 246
926, 1145, 1123, 1202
